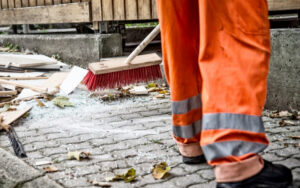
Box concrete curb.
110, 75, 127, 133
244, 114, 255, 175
0, 34, 122, 67
0, 147, 63, 188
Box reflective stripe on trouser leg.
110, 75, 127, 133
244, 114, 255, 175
200, 113, 269, 164
172, 94, 203, 157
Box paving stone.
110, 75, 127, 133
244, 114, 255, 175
275, 158, 300, 169
22, 176, 63, 188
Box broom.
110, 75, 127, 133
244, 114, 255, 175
83, 24, 162, 90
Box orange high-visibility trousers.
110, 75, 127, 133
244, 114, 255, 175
157, 0, 270, 182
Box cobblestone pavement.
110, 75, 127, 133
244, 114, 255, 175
0, 89, 299, 188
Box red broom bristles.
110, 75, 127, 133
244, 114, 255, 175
83, 65, 162, 90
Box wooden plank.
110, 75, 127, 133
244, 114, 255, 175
125, 0, 137, 20
72, 0, 81, 3
61, 0, 70, 3
138, 0, 151, 19
15, 0, 22, 7
113, 0, 125, 20
268, 0, 300, 11
53, 0, 62, 5
0, 2, 91, 25
151, 0, 157, 19
89, 53, 162, 75
8, 0, 14, 8
1, 0, 8, 9
91, 0, 102, 21
0, 54, 57, 67
102, 0, 113, 21
21, 0, 29, 7
37, 0, 44, 6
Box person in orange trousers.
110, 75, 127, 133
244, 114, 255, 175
156, 0, 293, 187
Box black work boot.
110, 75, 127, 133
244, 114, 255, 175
216, 160, 293, 188
182, 155, 206, 164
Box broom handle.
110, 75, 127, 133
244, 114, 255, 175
125, 24, 160, 65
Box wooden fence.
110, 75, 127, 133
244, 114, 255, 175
0, 0, 299, 26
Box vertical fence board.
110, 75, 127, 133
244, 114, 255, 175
8, 0, 14, 8
151, 0, 157, 19
92, 0, 102, 21
61, 0, 70, 3
138, 0, 150, 19
125, 0, 137, 20
15, 0, 21, 7
53, 0, 62, 4
113, 0, 125, 20
21, 0, 29, 7
72, 0, 81, 3
29, 0, 36, 6
2, 0, 7, 9
102, 0, 113, 20
45, 0, 53, 5
37, 0, 44, 5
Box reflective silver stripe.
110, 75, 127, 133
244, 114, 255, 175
202, 141, 267, 161
202, 113, 265, 133
172, 94, 202, 114
173, 119, 202, 139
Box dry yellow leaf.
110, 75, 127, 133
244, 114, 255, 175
152, 162, 171, 180
67, 151, 90, 161
35, 99, 45, 107
43, 166, 58, 173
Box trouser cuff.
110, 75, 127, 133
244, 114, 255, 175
175, 141, 203, 157
215, 155, 264, 182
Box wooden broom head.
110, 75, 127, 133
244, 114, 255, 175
88, 53, 162, 75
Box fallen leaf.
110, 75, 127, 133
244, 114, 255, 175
105, 168, 136, 183
147, 83, 157, 88
43, 166, 58, 173
154, 94, 165, 99
35, 99, 45, 107
152, 162, 171, 180
123, 168, 136, 183
279, 111, 293, 117
294, 143, 300, 147
159, 90, 169, 95
67, 151, 90, 161
290, 136, 300, 139
88, 180, 111, 187
52, 96, 73, 108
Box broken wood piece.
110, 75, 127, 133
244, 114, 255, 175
0, 77, 48, 80
0, 90, 17, 96
43, 72, 69, 90
0, 79, 47, 93
0, 106, 32, 125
